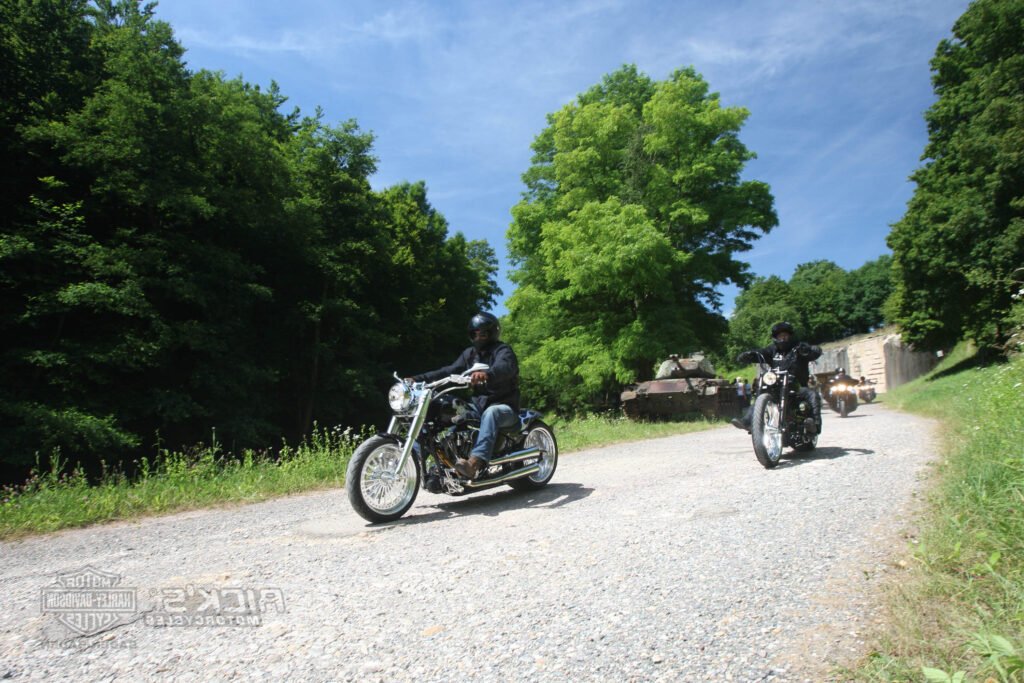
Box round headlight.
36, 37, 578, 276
762, 371, 778, 386
388, 382, 413, 413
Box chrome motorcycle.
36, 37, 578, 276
345, 364, 558, 522
745, 349, 819, 468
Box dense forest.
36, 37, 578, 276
0, 0, 499, 479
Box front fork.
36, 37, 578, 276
392, 388, 433, 474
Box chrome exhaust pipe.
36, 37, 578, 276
488, 446, 541, 467
463, 463, 540, 488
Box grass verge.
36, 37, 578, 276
0, 414, 724, 540
851, 344, 1024, 682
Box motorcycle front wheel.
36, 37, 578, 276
508, 420, 558, 491
751, 393, 783, 469
346, 435, 420, 523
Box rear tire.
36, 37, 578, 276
346, 435, 420, 523
508, 421, 558, 491
751, 393, 783, 469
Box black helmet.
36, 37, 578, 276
468, 312, 500, 349
770, 321, 797, 352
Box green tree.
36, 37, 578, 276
788, 260, 847, 341
0, 0, 503, 478
843, 254, 893, 334
506, 65, 776, 412
724, 276, 800, 362
887, 0, 1024, 350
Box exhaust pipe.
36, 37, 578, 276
488, 446, 541, 467
463, 463, 540, 488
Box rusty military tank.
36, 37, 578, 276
620, 353, 741, 420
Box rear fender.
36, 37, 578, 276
517, 409, 544, 432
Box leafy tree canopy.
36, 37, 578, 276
0, 0, 499, 477
724, 255, 894, 365
506, 64, 777, 412
887, 0, 1024, 350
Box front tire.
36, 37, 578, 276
751, 393, 783, 469
346, 435, 420, 523
508, 421, 558, 491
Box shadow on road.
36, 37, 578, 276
777, 446, 875, 468
370, 482, 594, 528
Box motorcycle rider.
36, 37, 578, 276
831, 367, 856, 386
408, 312, 520, 480
730, 321, 822, 434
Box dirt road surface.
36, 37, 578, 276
0, 401, 936, 681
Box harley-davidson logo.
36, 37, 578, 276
40, 566, 137, 636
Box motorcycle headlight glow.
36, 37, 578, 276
388, 382, 413, 413
762, 371, 778, 386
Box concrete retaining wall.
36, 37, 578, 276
809, 326, 939, 393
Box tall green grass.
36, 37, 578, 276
853, 345, 1024, 682
0, 425, 362, 540
0, 414, 725, 540
551, 412, 723, 452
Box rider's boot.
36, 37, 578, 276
454, 456, 485, 479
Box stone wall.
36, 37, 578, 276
809, 326, 939, 393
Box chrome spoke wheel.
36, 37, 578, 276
348, 435, 421, 522
761, 402, 783, 463
524, 426, 557, 483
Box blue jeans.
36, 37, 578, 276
470, 404, 518, 463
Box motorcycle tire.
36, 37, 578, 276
346, 435, 421, 523
508, 420, 558, 491
751, 393, 783, 469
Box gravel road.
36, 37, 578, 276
0, 401, 936, 681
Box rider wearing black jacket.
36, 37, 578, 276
731, 321, 823, 433
411, 312, 520, 478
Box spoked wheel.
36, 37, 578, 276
346, 435, 420, 523
508, 420, 558, 491
751, 393, 783, 469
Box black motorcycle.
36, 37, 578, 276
346, 364, 558, 522
827, 380, 859, 417
857, 380, 876, 404
745, 349, 819, 468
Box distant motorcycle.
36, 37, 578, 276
827, 380, 859, 417
744, 348, 819, 469
346, 364, 558, 522
857, 380, 876, 404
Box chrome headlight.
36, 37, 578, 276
388, 382, 413, 413
761, 371, 778, 386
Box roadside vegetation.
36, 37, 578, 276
852, 344, 1024, 682
0, 414, 722, 540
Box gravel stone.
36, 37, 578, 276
0, 402, 936, 681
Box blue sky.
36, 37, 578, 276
152, 0, 971, 316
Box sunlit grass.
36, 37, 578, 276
552, 412, 723, 453
0, 425, 362, 540
850, 344, 1024, 682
